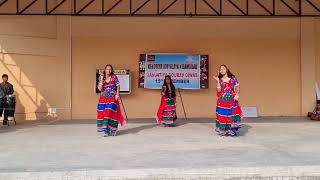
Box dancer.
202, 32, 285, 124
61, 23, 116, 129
157, 75, 177, 127
97, 65, 124, 136
214, 65, 242, 136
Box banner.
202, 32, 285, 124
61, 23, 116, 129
138, 54, 209, 89
144, 54, 201, 89
200, 55, 209, 89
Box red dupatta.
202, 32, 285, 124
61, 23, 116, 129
156, 96, 166, 124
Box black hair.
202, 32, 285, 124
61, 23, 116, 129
2, 74, 8, 79
162, 75, 176, 97
218, 64, 235, 79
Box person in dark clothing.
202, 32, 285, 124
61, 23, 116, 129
156, 75, 177, 127
0, 74, 14, 125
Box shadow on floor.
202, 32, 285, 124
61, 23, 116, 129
0, 117, 315, 135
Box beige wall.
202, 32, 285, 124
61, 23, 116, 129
0, 16, 71, 120
301, 18, 317, 115
0, 15, 319, 120
316, 18, 320, 89
72, 17, 301, 119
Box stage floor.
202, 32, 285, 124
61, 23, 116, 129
1, 117, 320, 179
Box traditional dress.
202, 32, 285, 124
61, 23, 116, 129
157, 86, 177, 126
215, 77, 242, 136
97, 75, 124, 136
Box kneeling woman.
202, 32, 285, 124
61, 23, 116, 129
157, 75, 177, 127
97, 64, 125, 136
214, 64, 242, 136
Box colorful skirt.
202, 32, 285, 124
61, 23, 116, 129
215, 96, 242, 136
97, 96, 124, 135
157, 96, 177, 125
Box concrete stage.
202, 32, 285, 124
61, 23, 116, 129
0, 117, 320, 179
